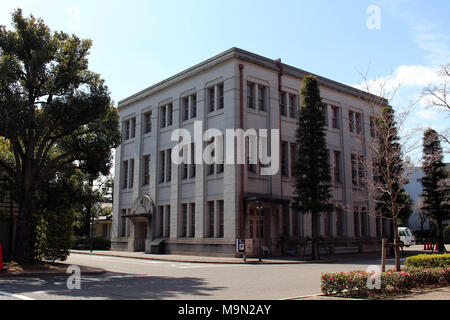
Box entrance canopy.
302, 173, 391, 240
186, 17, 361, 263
121, 194, 155, 219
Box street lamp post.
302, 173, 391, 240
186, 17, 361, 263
256, 201, 263, 263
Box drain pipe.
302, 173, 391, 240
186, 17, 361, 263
239, 63, 245, 239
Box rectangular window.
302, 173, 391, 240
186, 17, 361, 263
370, 116, 376, 138
208, 201, 215, 238
349, 111, 354, 133
336, 207, 343, 237
160, 151, 166, 183
144, 112, 152, 134
191, 94, 197, 118
120, 209, 127, 237
190, 203, 195, 238
281, 141, 289, 177
143, 155, 150, 186
207, 138, 215, 176
292, 209, 298, 237
324, 212, 331, 237
289, 94, 296, 118
331, 106, 340, 129
358, 155, 365, 187
123, 120, 130, 140
355, 112, 362, 135
166, 149, 172, 182
322, 104, 328, 127
130, 118, 136, 139
218, 84, 224, 110
218, 200, 224, 238
247, 83, 254, 109
354, 207, 360, 237
280, 92, 287, 116
165, 205, 171, 237
351, 154, 358, 186
129, 159, 134, 188
258, 86, 266, 111
181, 204, 188, 238
182, 97, 189, 121
333, 151, 342, 184
190, 143, 196, 178
208, 87, 215, 113
290, 143, 296, 177
361, 207, 368, 237
122, 160, 128, 189
376, 217, 381, 237
167, 104, 173, 126
160, 106, 167, 128
158, 206, 164, 237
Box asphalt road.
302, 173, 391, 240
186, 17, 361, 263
0, 251, 405, 300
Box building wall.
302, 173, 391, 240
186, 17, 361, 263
112, 50, 386, 256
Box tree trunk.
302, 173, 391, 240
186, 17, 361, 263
311, 211, 320, 261
437, 217, 446, 253
14, 201, 36, 263
392, 217, 401, 272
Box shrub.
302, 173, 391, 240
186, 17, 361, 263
72, 236, 111, 250
444, 226, 450, 244
405, 253, 450, 268
321, 267, 450, 298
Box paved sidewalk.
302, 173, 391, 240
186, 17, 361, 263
70, 249, 328, 264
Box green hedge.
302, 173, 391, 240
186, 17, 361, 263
444, 226, 450, 244
321, 267, 450, 298
405, 253, 450, 268
72, 236, 111, 250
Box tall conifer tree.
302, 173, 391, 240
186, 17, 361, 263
292, 75, 332, 261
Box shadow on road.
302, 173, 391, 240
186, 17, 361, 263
0, 272, 227, 300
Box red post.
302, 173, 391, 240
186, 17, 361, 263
0, 244, 7, 273
423, 241, 426, 250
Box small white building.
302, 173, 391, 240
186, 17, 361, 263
111, 48, 390, 257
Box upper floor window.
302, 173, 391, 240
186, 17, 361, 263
258, 86, 266, 111
144, 112, 152, 134
247, 83, 255, 109
280, 92, 287, 116
331, 106, 340, 129
322, 104, 328, 127
182, 93, 198, 121
160, 103, 173, 128
218, 84, 224, 110
370, 116, 377, 138
122, 118, 136, 141
281, 141, 289, 177
349, 110, 362, 135
289, 94, 297, 119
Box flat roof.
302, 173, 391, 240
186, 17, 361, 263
118, 47, 388, 109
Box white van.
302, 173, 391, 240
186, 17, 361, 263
398, 227, 416, 247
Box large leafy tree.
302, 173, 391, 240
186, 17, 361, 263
421, 128, 449, 253
0, 9, 121, 262
292, 75, 333, 261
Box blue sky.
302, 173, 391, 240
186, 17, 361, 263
1, 0, 449, 161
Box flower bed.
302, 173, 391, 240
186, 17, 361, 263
405, 253, 450, 269
321, 267, 450, 298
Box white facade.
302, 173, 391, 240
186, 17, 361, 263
111, 48, 390, 256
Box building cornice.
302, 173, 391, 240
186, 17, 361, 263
118, 47, 388, 109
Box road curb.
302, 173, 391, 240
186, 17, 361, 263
70, 250, 336, 265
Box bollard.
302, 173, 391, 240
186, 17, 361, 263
0, 244, 7, 273
423, 241, 427, 250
